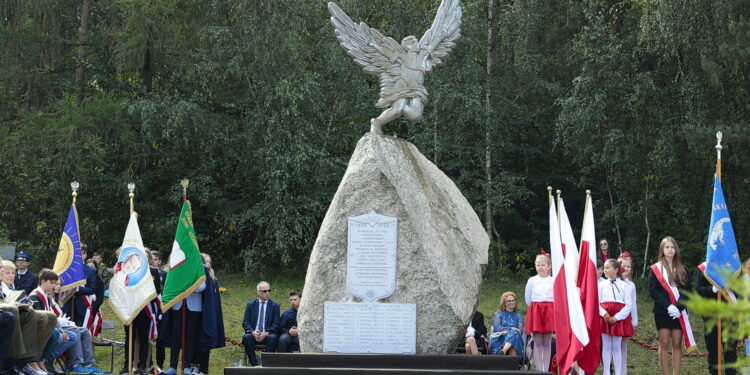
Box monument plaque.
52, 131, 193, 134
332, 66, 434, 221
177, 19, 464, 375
323, 302, 416, 354
347, 211, 397, 302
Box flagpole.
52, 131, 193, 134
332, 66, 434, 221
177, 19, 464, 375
128, 182, 136, 215
179, 179, 188, 374
127, 182, 135, 375
547, 186, 553, 206
715, 131, 722, 181
715, 131, 723, 375
70, 181, 79, 321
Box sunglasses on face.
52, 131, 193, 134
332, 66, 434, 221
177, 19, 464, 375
600, 243, 608, 246
259, 289, 272, 293
506, 299, 516, 303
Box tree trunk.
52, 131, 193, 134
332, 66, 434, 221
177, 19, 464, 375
484, 0, 495, 242
641, 179, 651, 278
141, 42, 154, 93
605, 169, 623, 251
74, 0, 92, 107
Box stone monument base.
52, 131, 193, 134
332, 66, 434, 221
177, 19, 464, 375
223, 353, 547, 375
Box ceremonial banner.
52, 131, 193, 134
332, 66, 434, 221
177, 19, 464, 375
161, 201, 206, 312
576, 193, 601, 373
704, 175, 741, 293
557, 197, 589, 375
108, 212, 156, 324
53, 204, 86, 292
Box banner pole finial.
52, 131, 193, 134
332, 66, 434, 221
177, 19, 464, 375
716, 131, 723, 181
181, 179, 189, 202
70, 181, 79, 204
127, 183, 135, 214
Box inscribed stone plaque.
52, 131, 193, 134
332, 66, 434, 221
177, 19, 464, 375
323, 302, 416, 354
347, 211, 397, 302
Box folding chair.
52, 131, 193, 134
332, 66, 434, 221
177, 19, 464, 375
93, 320, 124, 373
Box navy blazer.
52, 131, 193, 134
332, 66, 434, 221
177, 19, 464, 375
242, 298, 280, 334
279, 307, 298, 335
15, 270, 38, 295
63, 265, 97, 317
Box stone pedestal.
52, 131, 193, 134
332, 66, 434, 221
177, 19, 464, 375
298, 134, 489, 354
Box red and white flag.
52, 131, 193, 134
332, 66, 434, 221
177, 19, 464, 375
549, 193, 570, 373
576, 193, 601, 373
557, 197, 589, 375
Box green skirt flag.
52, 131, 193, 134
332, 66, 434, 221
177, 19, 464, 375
161, 200, 206, 312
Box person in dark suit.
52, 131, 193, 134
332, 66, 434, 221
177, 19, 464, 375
695, 269, 738, 375
242, 281, 280, 366
14, 252, 38, 295
277, 289, 301, 353
0, 309, 15, 370
63, 244, 98, 327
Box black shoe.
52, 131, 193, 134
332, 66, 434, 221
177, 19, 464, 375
119, 368, 129, 374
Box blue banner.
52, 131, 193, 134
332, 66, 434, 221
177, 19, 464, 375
53, 204, 86, 292
704, 176, 741, 291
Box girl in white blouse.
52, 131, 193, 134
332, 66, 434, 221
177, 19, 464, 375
524, 252, 554, 372
599, 259, 634, 375
618, 253, 637, 375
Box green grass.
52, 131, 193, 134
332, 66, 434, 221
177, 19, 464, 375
94, 273, 736, 375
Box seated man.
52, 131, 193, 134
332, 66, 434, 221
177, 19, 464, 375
0, 257, 57, 375
0, 309, 15, 369
242, 281, 280, 366
278, 289, 301, 353
27, 269, 104, 374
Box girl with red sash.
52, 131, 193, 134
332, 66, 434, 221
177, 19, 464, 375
598, 259, 633, 375
617, 253, 637, 375
648, 236, 695, 375
524, 252, 554, 372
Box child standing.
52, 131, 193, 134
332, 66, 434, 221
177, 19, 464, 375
618, 253, 637, 375
524, 252, 554, 372
599, 259, 633, 375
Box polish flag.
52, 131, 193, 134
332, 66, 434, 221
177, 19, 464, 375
549, 193, 569, 373
576, 192, 601, 373
558, 196, 589, 375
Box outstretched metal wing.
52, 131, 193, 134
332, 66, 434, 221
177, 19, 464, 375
328, 2, 405, 94
419, 0, 462, 73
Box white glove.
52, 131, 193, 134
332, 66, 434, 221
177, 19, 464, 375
712, 286, 718, 294
465, 326, 475, 338
667, 304, 680, 319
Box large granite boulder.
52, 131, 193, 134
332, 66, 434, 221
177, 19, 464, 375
298, 134, 489, 354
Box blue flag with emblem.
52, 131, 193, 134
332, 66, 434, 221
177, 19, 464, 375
53, 203, 86, 293
704, 175, 741, 292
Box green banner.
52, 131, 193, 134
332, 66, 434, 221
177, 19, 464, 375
161, 200, 206, 312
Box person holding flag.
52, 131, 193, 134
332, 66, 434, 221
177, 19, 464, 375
548, 188, 589, 375
108, 184, 157, 375
648, 236, 695, 375
53, 185, 86, 290
159, 180, 210, 375
696, 133, 742, 375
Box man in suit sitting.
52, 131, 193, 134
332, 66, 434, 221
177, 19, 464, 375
242, 281, 280, 366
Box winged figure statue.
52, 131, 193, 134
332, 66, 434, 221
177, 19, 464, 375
328, 0, 462, 135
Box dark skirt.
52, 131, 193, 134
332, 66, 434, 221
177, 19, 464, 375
654, 311, 682, 330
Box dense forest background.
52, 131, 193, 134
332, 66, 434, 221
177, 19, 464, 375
1, 0, 749, 277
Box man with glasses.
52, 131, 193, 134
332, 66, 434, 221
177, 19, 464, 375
14, 252, 38, 295
242, 281, 280, 366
